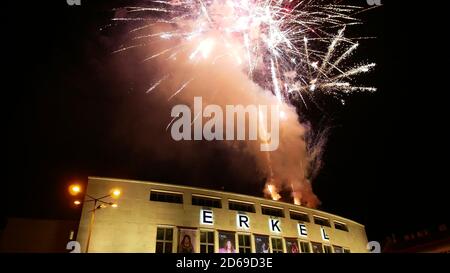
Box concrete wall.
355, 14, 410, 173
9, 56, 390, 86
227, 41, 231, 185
77, 177, 368, 253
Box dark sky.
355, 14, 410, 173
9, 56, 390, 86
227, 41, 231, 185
3, 1, 447, 243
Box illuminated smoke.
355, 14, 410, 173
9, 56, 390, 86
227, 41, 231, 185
111, 0, 376, 208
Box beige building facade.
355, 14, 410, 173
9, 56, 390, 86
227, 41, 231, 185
77, 177, 369, 253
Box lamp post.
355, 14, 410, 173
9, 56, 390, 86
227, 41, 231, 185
69, 184, 121, 253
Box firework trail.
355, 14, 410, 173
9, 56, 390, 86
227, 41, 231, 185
112, 0, 376, 207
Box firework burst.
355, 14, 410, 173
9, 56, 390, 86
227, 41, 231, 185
114, 0, 376, 104
111, 0, 377, 205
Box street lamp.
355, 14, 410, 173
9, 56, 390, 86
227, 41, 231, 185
112, 189, 121, 198
69, 184, 121, 253
69, 184, 82, 196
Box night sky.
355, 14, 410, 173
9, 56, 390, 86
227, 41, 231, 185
4, 1, 447, 244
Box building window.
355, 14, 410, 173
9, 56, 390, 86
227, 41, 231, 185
238, 234, 252, 253
299, 241, 311, 253
323, 245, 333, 253
313, 216, 331, 227
261, 206, 284, 218
254, 235, 270, 253
200, 231, 215, 253
344, 248, 351, 253
311, 242, 323, 253
271, 237, 284, 253
192, 195, 222, 208
333, 245, 344, 253
156, 227, 173, 253
334, 222, 349, 232
228, 201, 255, 213
150, 191, 183, 204
290, 211, 310, 222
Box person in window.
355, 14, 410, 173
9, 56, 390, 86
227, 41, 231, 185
219, 240, 235, 253
290, 243, 299, 253
179, 235, 194, 253
260, 242, 270, 253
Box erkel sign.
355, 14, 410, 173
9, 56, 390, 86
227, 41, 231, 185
201, 209, 282, 233
199, 209, 332, 241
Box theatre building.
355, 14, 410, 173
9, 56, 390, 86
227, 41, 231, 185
76, 177, 369, 253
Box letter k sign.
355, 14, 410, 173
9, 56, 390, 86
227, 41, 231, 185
269, 219, 281, 233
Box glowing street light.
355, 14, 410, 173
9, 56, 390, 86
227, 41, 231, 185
68, 184, 122, 253
111, 189, 121, 198
69, 184, 82, 196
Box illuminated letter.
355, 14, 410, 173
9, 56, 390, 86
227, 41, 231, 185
200, 209, 214, 225
236, 214, 250, 229
321, 227, 330, 241
269, 219, 281, 233
298, 224, 308, 238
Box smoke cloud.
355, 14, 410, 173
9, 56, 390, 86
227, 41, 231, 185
111, 9, 321, 208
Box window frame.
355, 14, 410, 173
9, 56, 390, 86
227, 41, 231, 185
311, 241, 323, 253
228, 200, 256, 213
299, 240, 311, 253
270, 237, 284, 253
155, 227, 174, 253
313, 216, 331, 227
289, 210, 310, 222
334, 221, 349, 232
199, 230, 215, 253
261, 205, 285, 218
237, 233, 252, 253
150, 190, 183, 204
192, 195, 222, 208
323, 245, 333, 253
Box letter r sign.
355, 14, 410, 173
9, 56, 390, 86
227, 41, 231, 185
236, 214, 250, 229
